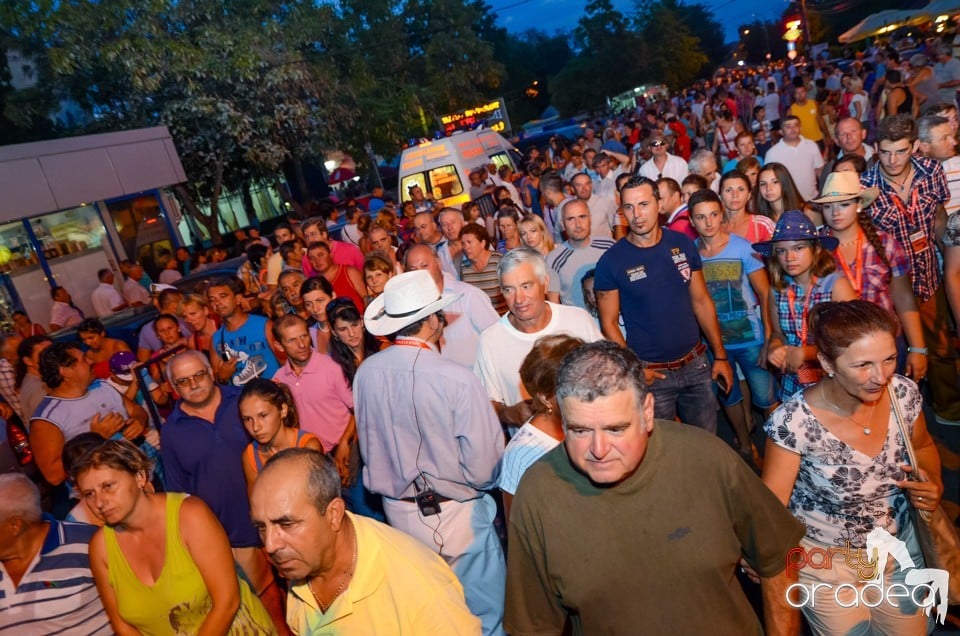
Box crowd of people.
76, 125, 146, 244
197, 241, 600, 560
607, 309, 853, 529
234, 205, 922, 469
2, 32, 960, 636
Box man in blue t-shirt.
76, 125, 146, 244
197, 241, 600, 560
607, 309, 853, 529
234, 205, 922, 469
206, 275, 280, 385
594, 177, 732, 433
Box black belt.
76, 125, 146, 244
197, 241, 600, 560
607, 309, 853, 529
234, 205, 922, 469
643, 343, 707, 371
399, 494, 453, 504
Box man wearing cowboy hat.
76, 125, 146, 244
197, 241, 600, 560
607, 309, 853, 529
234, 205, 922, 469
354, 270, 506, 636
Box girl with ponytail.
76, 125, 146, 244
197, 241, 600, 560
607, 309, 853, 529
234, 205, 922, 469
238, 378, 322, 495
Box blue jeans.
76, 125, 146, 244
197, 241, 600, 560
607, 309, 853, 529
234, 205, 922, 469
713, 343, 778, 410
648, 350, 718, 433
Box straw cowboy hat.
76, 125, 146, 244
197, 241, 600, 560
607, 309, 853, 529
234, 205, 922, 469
364, 270, 461, 336
809, 171, 879, 208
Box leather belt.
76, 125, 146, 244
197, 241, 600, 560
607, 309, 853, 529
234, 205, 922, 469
643, 343, 707, 371
398, 494, 453, 504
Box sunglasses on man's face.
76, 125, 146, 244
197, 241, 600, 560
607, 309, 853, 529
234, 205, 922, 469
650, 140, 667, 148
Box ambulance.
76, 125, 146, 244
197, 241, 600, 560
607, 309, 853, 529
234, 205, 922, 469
397, 129, 520, 208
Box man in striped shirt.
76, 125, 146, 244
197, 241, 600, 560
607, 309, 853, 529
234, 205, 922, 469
0, 473, 110, 634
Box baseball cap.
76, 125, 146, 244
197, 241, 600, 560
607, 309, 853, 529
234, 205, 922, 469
109, 351, 139, 381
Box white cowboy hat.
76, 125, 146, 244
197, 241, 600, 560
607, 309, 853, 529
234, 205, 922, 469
364, 270, 462, 336
810, 171, 879, 208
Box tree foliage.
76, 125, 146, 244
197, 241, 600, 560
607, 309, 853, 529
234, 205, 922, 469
549, 0, 720, 114
1, 0, 503, 236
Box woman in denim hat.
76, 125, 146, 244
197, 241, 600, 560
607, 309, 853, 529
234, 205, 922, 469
753, 210, 856, 399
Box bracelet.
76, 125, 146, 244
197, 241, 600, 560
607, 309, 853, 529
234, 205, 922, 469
714, 357, 728, 361
907, 346, 928, 356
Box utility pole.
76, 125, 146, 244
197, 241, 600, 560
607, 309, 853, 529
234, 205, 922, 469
800, 0, 813, 54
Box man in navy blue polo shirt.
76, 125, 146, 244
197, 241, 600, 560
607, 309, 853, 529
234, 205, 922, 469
161, 350, 286, 633
595, 177, 732, 433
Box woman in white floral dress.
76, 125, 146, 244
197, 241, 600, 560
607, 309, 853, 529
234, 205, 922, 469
761, 300, 942, 635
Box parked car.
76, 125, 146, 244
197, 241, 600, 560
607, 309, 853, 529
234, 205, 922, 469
50, 256, 248, 350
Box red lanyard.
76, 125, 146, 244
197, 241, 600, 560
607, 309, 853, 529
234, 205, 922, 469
786, 276, 817, 345
393, 337, 433, 351
833, 231, 863, 296
891, 189, 920, 227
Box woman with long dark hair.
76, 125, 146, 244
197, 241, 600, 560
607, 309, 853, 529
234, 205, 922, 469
324, 297, 386, 521
326, 298, 384, 386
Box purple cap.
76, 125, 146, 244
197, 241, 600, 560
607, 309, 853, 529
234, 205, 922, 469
109, 351, 138, 379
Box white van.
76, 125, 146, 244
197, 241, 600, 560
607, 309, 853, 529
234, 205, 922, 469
398, 129, 519, 209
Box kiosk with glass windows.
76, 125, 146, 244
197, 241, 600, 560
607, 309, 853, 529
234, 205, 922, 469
0, 127, 189, 330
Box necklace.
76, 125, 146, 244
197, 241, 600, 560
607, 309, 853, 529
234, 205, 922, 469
820, 382, 877, 435
883, 165, 913, 194
309, 519, 358, 613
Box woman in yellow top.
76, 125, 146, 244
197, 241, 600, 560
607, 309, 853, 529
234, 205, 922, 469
73, 438, 275, 636
239, 378, 322, 497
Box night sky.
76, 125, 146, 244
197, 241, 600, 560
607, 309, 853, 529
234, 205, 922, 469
493, 0, 786, 44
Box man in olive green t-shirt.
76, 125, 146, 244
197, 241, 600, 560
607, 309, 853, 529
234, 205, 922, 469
505, 341, 804, 635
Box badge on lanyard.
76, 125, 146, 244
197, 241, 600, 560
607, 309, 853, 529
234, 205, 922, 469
909, 229, 929, 254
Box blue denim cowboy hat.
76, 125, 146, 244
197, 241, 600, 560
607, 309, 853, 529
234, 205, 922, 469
752, 210, 839, 257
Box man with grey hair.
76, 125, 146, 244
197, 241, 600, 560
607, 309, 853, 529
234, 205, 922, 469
250, 449, 480, 634
475, 247, 602, 428
161, 349, 287, 632
404, 243, 498, 368
687, 148, 721, 192
0, 473, 111, 633
933, 44, 960, 107
504, 341, 804, 635
918, 114, 960, 217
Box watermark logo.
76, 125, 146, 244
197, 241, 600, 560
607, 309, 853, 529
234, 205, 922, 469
785, 527, 949, 624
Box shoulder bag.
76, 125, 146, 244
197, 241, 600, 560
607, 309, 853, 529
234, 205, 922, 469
889, 382, 960, 603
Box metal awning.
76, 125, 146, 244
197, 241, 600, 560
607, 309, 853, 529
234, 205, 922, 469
0, 126, 187, 223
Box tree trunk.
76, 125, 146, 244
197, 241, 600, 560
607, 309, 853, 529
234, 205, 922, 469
291, 156, 311, 208
240, 181, 257, 227
173, 183, 223, 246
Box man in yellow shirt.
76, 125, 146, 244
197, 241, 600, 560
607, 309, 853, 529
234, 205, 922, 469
789, 85, 826, 149
250, 449, 481, 635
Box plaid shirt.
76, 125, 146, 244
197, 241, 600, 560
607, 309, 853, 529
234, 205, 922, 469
775, 272, 842, 399
822, 228, 910, 316
861, 155, 949, 301
0, 358, 22, 417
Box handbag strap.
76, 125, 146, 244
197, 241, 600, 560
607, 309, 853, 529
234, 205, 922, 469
888, 382, 919, 472
888, 382, 932, 522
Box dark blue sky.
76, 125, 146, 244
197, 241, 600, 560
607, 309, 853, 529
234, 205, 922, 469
492, 0, 785, 44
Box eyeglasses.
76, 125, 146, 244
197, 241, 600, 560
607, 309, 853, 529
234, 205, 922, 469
650, 140, 667, 148
173, 369, 211, 388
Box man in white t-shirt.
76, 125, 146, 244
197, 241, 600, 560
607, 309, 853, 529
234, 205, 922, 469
91, 268, 127, 317
120, 262, 151, 307
475, 248, 602, 429
764, 115, 825, 201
